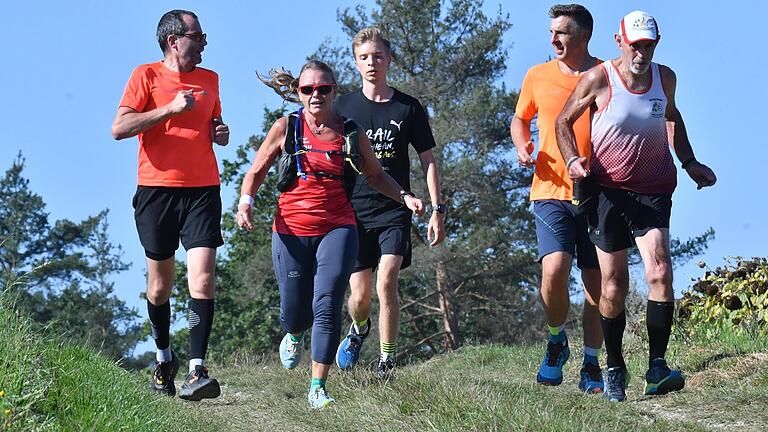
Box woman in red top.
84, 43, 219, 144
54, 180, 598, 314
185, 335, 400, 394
236, 60, 423, 409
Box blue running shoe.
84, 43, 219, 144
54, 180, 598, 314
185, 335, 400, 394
644, 358, 685, 395
279, 333, 304, 370
578, 362, 604, 394
336, 319, 370, 370
603, 366, 629, 402
307, 385, 335, 409
536, 336, 570, 386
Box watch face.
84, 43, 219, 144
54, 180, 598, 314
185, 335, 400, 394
435, 204, 446, 214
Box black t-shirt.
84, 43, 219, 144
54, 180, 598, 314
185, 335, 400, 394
336, 88, 436, 228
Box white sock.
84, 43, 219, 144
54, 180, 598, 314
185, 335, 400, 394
156, 347, 172, 363
189, 358, 204, 373
584, 346, 600, 358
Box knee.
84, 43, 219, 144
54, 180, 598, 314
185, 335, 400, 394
349, 292, 371, 313
188, 270, 215, 298
645, 263, 672, 288
146, 279, 171, 304
601, 286, 626, 305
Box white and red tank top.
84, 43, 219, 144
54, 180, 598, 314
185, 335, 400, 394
273, 118, 356, 236
590, 61, 676, 194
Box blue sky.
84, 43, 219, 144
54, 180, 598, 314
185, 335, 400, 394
1, 1, 762, 353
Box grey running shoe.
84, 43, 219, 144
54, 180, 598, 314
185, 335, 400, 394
178, 365, 221, 401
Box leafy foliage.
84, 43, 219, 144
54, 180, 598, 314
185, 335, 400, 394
0, 154, 142, 361
679, 257, 768, 336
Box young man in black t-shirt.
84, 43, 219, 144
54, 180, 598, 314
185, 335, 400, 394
335, 27, 446, 377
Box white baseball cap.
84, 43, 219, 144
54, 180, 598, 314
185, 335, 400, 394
620, 11, 660, 44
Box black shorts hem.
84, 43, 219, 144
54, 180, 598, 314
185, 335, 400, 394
590, 235, 632, 254
184, 237, 224, 251
145, 250, 175, 261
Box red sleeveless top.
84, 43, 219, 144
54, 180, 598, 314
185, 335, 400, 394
273, 117, 356, 236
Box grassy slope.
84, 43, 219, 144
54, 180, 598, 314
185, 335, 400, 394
0, 300, 224, 432
208, 330, 768, 432
3, 295, 766, 431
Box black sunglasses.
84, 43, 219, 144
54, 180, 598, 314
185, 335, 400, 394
298, 84, 336, 95
176, 32, 207, 43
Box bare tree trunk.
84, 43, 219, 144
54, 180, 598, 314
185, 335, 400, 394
436, 261, 461, 349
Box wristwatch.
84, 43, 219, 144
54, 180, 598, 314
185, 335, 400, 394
433, 203, 447, 214
399, 190, 415, 203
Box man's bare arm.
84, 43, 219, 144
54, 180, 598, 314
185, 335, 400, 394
555, 67, 606, 179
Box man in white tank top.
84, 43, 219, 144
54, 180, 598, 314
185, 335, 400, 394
554, 10, 716, 403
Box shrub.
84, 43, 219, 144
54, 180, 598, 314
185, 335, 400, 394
678, 257, 768, 336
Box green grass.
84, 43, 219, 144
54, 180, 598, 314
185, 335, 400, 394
3, 287, 767, 431
0, 294, 225, 432
209, 330, 768, 431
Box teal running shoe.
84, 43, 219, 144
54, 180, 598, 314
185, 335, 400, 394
536, 336, 570, 386
279, 333, 304, 370
644, 358, 685, 396
336, 319, 370, 370
603, 366, 629, 402
307, 385, 335, 409
578, 362, 604, 394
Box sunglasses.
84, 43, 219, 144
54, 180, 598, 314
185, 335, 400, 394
298, 84, 336, 96
176, 32, 207, 43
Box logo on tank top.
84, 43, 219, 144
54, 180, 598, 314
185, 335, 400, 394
650, 98, 664, 118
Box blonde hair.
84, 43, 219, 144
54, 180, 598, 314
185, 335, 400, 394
258, 60, 337, 103
351, 27, 393, 59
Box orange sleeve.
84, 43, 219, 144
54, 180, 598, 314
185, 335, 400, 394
118, 66, 150, 112
515, 70, 537, 121
213, 73, 222, 118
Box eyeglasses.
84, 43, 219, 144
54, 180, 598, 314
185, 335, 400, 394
176, 32, 207, 43
298, 84, 336, 96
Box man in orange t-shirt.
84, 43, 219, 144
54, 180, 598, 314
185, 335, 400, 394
510, 4, 603, 393
111, 9, 228, 402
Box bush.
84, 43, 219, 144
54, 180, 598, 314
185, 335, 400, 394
679, 257, 768, 336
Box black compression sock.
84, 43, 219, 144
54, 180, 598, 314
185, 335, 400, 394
189, 298, 215, 361
647, 300, 674, 366
600, 310, 626, 369
147, 299, 171, 350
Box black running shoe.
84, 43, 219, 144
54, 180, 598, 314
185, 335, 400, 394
376, 357, 395, 380
178, 365, 221, 401
151, 352, 179, 397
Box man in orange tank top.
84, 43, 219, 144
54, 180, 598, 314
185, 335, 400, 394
112, 10, 229, 402
510, 4, 604, 394
556, 10, 716, 402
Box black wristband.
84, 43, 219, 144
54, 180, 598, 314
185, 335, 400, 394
399, 190, 415, 203
433, 203, 447, 214
681, 157, 697, 169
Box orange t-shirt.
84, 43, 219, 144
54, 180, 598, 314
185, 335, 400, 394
516, 59, 600, 201
119, 62, 222, 187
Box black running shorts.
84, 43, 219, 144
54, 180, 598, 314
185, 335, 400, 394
354, 224, 412, 271
132, 186, 224, 261
588, 187, 672, 253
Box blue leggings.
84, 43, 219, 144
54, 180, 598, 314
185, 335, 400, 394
272, 225, 358, 364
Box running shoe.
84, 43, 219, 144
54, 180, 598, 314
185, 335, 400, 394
179, 365, 221, 401
279, 333, 304, 370
536, 336, 570, 386
644, 358, 685, 396
603, 366, 629, 402
307, 385, 335, 409
336, 319, 370, 370
376, 357, 395, 380
578, 362, 604, 394
150, 351, 179, 397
